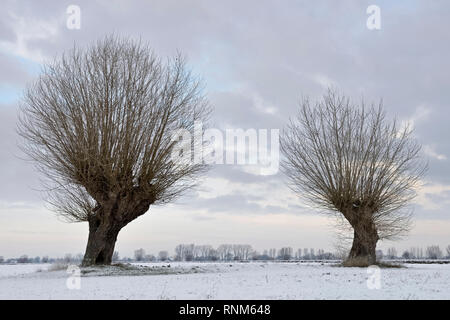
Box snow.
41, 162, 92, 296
0, 263, 48, 278
0, 262, 449, 299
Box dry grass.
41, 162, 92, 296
47, 262, 70, 271
341, 257, 404, 268
79, 263, 203, 277
342, 257, 373, 268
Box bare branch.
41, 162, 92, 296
281, 89, 427, 264
17, 35, 211, 265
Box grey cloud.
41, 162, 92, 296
186, 193, 290, 215
0, 104, 42, 203
0, 0, 449, 219
0, 54, 33, 85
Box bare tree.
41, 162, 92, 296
281, 90, 426, 265
175, 243, 196, 261
63, 253, 73, 264
158, 250, 169, 261
278, 247, 293, 260
185, 244, 196, 261
303, 248, 310, 260
310, 248, 315, 259
446, 245, 450, 259
316, 249, 325, 259
232, 244, 242, 260
410, 247, 423, 259
241, 245, 253, 260
426, 245, 443, 260
217, 244, 233, 261
268, 248, 277, 260
401, 250, 411, 259
18, 255, 29, 263
175, 244, 185, 261
176, 243, 218, 261
375, 250, 384, 261
144, 254, 156, 262
134, 248, 146, 262
112, 251, 120, 262
193, 245, 202, 260
194, 245, 214, 261
231, 244, 253, 261
18, 36, 211, 266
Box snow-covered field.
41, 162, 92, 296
0, 262, 449, 299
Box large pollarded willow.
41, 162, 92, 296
18, 36, 211, 266
281, 90, 426, 265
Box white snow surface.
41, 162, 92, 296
0, 262, 449, 299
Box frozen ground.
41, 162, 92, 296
0, 262, 449, 299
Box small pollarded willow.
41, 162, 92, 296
281, 90, 426, 265
18, 36, 211, 266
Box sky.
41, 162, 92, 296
0, 0, 450, 258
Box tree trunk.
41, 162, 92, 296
347, 217, 379, 266
81, 198, 152, 266
82, 215, 122, 266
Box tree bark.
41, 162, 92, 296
81, 198, 153, 266
82, 215, 122, 266
347, 215, 379, 265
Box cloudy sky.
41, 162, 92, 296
1, 0, 449, 258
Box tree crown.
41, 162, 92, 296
18, 35, 211, 222
281, 90, 427, 239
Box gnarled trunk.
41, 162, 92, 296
347, 215, 379, 265
81, 198, 153, 266
82, 215, 122, 266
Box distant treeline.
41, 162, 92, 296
1, 244, 449, 264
